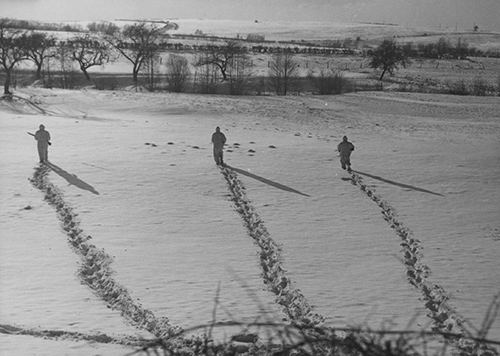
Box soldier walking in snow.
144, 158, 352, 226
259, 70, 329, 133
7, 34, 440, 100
211, 126, 227, 166
337, 135, 354, 172
33, 124, 51, 163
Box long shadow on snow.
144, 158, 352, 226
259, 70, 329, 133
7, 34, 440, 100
226, 165, 310, 197
353, 169, 443, 197
46, 162, 100, 195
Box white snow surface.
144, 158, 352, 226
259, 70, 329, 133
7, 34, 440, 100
1, 88, 499, 354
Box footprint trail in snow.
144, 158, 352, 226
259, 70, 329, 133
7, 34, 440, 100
29, 164, 181, 339
348, 170, 499, 355
220, 165, 325, 328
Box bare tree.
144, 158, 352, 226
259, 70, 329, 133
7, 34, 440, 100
165, 54, 190, 92
193, 51, 220, 94
106, 22, 169, 85
142, 52, 163, 91
227, 50, 253, 95
68, 34, 110, 81
195, 40, 243, 81
369, 39, 409, 81
0, 20, 29, 95
24, 31, 56, 81
269, 50, 298, 95
55, 41, 75, 89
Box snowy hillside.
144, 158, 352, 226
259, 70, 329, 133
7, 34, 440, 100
1, 88, 499, 355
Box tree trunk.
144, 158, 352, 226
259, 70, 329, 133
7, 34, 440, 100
132, 63, 140, 86
81, 66, 91, 81
220, 65, 227, 81
379, 68, 387, 81
4, 70, 12, 95
133, 70, 138, 85
149, 56, 154, 90
36, 63, 43, 80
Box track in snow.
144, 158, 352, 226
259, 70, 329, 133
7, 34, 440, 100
24, 161, 498, 354
348, 170, 499, 354
220, 166, 324, 328
0, 323, 148, 347
29, 164, 181, 339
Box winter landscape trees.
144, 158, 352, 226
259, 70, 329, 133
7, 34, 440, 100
368, 39, 410, 81
269, 51, 298, 95
194, 40, 243, 81
1, 17, 499, 96
226, 49, 253, 95
105, 22, 167, 85
24, 32, 56, 80
0, 19, 174, 91
165, 54, 190, 92
68, 34, 110, 81
0, 20, 29, 94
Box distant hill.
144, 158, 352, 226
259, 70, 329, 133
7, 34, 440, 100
90, 18, 500, 51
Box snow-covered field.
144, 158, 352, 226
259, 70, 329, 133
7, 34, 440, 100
1, 87, 499, 355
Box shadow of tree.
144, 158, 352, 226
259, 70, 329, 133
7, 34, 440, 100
46, 162, 100, 195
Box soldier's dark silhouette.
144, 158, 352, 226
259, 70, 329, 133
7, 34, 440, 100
337, 136, 354, 172
34, 124, 51, 163
211, 126, 227, 166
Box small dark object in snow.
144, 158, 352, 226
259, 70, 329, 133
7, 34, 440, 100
249, 141, 255, 144
268, 145, 276, 149
167, 142, 174, 145
248, 149, 256, 153
145, 142, 150, 145
23, 205, 33, 210
233, 142, 240, 146
192, 146, 200, 149
294, 133, 301, 136
231, 333, 258, 343
151, 143, 157, 147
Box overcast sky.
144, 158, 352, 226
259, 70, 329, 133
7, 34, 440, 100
1, 0, 499, 31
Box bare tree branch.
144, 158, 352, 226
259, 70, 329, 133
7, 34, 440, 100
67, 34, 110, 81
105, 22, 171, 86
